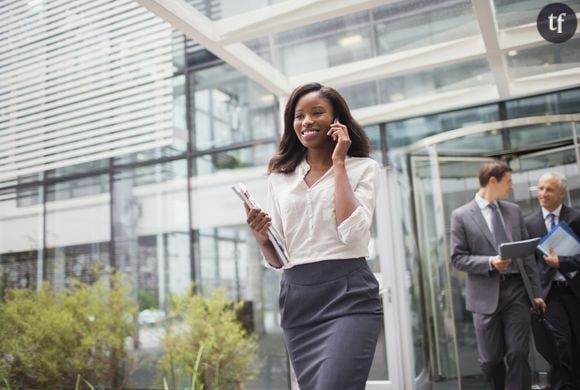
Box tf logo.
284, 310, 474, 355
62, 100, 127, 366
537, 3, 578, 43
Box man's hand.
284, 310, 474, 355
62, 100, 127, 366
544, 248, 560, 269
491, 255, 512, 272
533, 298, 546, 314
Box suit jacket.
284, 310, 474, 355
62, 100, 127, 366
450, 199, 542, 314
524, 204, 580, 301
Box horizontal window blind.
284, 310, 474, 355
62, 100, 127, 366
0, 0, 177, 182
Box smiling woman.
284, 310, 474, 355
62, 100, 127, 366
243, 82, 382, 390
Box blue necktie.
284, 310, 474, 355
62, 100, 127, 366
548, 213, 556, 230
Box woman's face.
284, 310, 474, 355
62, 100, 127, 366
293, 91, 335, 150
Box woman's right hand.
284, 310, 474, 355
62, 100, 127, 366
244, 204, 271, 246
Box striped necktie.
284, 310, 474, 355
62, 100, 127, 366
548, 213, 556, 230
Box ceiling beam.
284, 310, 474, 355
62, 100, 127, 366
353, 85, 499, 125
471, 0, 511, 100
214, 0, 396, 45
134, 0, 291, 96
499, 13, 580, 51
289, 36, 486, 89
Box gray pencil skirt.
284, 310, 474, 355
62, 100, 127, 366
279, 258, 383, 390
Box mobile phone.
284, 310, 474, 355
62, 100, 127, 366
330, 118, 339, 141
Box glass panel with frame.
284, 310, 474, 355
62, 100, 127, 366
0, 186, 44, 297
410, 149, 460, 385
112, 159, 190, 388
45, 174, 111, 290
185, 0, 287, 20
189, 64, 278, 151
389, 154, 429, 379
506, 37, 580, 82
190, 162, 290, 390
246, 0, 477, 76
493, 0, 580, 30
437, 157, 490, 389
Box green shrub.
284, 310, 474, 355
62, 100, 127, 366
159, 289, 260, 390
0, 272, 137, 389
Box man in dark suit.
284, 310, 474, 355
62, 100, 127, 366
525, 171, 580, 389
450, 160, 545, 390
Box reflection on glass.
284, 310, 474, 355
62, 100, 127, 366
494, 0, 580, 30
387, 104, 499, 150
379, 59, 492, 105
411, 151, 458, 382
45, 175, 111, 290
186, 0, 288, 20
392, 156, 428, 377
190, 165, 290, 389
247, 0, 477, 75
507, 38, 580, 80
374, 0, 477, 54
113, 160, 190, 310
190, 64, 278, 150
509, 122, 573, 150
45, 159, 109, 179
438, 158, 489, 386
192, 143, 276, 176
436, 131, 503, 156
46, 174, 109, 202
506, 88, 580, 119
340, 82, 379, 110
0, 187, 43, 296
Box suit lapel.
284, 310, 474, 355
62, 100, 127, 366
536, 211, 547, 237
469, 201, 496, 248
560, 204, 570, 224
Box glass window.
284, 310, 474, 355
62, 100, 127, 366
45, 175, 111, 290
494, 0, 580, 30
374, 0, 478, 55
46, 173, 109, 202
387, 104, 499, 150
507, 38, 580, 80
45, 159, 109, 179
112, 160, 190, 310
506, 88, 580, 119
189, 64, 278, 150
0, 187, 43, 296
340, 82, 380, 111
378, 59, 492, 105
190, 161, 290, 389
191, 143, 276, 176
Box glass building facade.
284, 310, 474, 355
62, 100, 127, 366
1, 0, 580, 389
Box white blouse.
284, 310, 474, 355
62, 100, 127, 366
265, 156, 379, 269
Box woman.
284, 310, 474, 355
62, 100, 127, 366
245, 82, 382, 390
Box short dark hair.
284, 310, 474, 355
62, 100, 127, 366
479, 160, 512, 187
267, 82, 371, 174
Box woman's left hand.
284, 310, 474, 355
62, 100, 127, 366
327, 120, 351, 163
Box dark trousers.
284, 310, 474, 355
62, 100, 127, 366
472, 276, 531, 390
546, 284, 580, 390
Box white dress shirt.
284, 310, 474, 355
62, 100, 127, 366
265, 156, 379, 269
542, 204, 566, 282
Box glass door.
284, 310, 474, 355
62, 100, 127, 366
389, 116, 580, 389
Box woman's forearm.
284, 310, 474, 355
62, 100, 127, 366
259, 239, 284, 268
334, 161, 358, 225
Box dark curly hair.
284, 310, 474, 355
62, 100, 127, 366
267, 82, 371, 174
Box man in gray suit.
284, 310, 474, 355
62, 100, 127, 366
525, 172, 580, 389
450, 160, 545, 390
